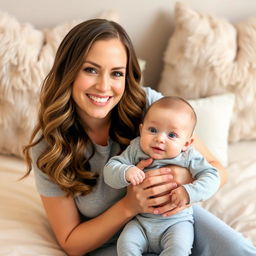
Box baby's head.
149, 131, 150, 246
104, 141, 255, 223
139, 96, 197, 159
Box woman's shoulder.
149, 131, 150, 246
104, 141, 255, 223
142, 86, 163, 108
30, 132, 66, 197
31, 132, 47, 161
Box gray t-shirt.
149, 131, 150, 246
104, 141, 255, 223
32, 87, 163, 219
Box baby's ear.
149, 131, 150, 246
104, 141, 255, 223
182, 137, 194, 151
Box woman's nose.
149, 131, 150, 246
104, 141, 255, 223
96, 73, 110, 91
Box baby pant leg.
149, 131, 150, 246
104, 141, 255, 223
117, 219, 148, 256
160, 220, 194, 256
88, 245, 157, 256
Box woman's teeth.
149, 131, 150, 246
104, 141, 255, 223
88, 95, 109, 103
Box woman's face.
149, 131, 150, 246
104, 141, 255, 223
72, 38, 127, 125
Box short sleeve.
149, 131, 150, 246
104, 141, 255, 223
143, 86, 163, 109
31, 140, 66, 197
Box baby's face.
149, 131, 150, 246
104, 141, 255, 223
139, 106, 193, 160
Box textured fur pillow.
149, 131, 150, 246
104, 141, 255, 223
158, 2, 256, 142
0, 11, 119, 157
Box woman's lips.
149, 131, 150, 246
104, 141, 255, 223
87, 94, 111, 105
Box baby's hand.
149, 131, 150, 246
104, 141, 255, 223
126, 166, 145, 185
170, 186, 189, 208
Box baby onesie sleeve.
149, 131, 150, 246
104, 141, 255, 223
182, 147, 220, 204
103, 138, 141, 189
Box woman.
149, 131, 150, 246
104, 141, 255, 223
23, 19, 256, 256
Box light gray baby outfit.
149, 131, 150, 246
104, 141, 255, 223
104, 137, 220, 256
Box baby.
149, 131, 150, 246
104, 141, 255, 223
104, 96, 220, 256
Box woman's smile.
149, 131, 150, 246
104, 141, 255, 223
87, 93, 112, 105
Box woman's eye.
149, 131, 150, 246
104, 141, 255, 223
112, 71, 124, 78
168, 132, 177, 139
148, 127, 157, 133
84, 67, 97, 74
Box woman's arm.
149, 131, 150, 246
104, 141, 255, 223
192, 135, 228, 187
41, 195, 135, 256
40, 169, 176, 256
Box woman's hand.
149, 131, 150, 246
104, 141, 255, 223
123, 159, 178, 215
124, 158, 194, 217
167, 164, 194, 186
150, 164, 194, 216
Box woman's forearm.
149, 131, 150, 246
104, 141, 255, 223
41, 195, 136, 256
192, 135, 228, 187
63, 199, 134, 255
208, 159, 228, 187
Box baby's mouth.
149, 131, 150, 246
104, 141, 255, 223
151, 146, 164, 152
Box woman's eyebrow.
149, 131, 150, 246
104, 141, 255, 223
84, 60, 126, 70
112, 66, 126, 70
83, 60, 100, 67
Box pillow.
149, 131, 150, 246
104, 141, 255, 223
157, 1, 256, 143
0, 10, 120, 158
189, 93, 235, 167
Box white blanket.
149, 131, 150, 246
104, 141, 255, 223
0, 141, 255, 255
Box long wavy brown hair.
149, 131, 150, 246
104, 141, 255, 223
23, 19, 146, 196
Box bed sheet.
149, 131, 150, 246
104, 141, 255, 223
0, 155, 66, 256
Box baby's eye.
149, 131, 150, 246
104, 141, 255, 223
168, 132, 177, 139
148, 127, 157, 133
112, 71, 124, 78
83, 67, 97, 74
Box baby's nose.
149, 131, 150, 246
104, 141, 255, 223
155, 132, 166, 143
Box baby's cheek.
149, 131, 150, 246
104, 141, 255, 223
139, 137, 149, 153
167, 142, 183, 157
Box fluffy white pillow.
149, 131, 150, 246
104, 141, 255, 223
189, 93, 235, 167
158, 1, 256, 143
0, 10, 120, 158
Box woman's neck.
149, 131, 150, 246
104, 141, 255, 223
88, 127, 110, 146
83, 118, 111, 146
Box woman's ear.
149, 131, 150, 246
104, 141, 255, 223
139, 123, 143, 135
182, 137, 194, 151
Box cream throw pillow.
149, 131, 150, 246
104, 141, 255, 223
189, 93, 235, 167
0, 11, 120, 157
158, 1, 256, 143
